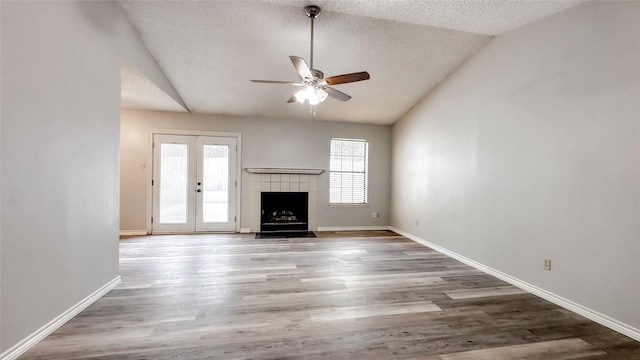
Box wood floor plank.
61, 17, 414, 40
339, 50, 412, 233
443, 286, 528, 299
18, 232, 640, 359
309, 301, 442, 321
420, 338, 606, 359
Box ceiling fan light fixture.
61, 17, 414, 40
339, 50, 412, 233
296, 86, 328, 105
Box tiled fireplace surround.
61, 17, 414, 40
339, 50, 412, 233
249, 170, 320, 232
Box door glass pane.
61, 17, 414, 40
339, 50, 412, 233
159, 143, 188, 223
202, 145, 229, 223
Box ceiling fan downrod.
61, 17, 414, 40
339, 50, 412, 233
305, 5, 321, 70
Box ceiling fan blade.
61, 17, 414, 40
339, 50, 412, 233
289, 56, 313, 80
324, 86, 352, 102
325, 71, 370, 85
250, 80, 304, 86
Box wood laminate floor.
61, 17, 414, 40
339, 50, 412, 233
20, 232, 640, 359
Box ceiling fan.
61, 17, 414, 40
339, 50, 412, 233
250, 5, 370, 109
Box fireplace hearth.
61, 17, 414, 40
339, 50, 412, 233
261, 192, 308, 233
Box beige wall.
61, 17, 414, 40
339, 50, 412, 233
121, 110, 391, 232
392, 1, 640, 335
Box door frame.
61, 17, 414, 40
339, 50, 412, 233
146, 129, 242, 234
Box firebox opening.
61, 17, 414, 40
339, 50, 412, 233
260, 192, 308, 233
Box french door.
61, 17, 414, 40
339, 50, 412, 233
152, 134, 237, 233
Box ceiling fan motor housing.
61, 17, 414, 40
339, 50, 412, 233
311, 69, 324, 80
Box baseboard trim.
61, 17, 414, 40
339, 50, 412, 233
239, 228, 251, 234
317, 225, 391, 232
0, 276, 122, 360
119, 230, 147, 236
390, 227, 640, 342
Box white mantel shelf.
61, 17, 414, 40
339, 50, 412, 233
245, 167, 324, 175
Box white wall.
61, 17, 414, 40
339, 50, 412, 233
391, 0, 640, 335
0, 1, 180, 355
120, 109, 391, 232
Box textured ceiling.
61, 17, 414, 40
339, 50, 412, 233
121, 63, 187, 113
119, 0, 583, 125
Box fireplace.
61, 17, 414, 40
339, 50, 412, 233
246, 168, 322, 233
261, 192, 308, 232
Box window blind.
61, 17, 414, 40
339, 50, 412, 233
330, 138, 368, 204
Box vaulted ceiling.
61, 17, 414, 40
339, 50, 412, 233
119, 0, 583, 125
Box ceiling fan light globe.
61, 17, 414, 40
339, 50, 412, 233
316, 88, 328, 102
304, 86, 315, 98
308, 95, 320, 105
300, 87, 317, 104
294, 89, 307, 103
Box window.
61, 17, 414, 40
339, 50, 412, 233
330, 138, 368, 204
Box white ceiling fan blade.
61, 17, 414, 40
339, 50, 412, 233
250, 80, 304, 86
289, 56, 313, 81
324, 86, 352, 102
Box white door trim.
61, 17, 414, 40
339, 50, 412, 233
146, 129, 242, 234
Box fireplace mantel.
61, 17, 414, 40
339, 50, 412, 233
245, 167, 324, 175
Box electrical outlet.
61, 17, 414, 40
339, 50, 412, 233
543, 259, 551, 271
140, 162, 146, 169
